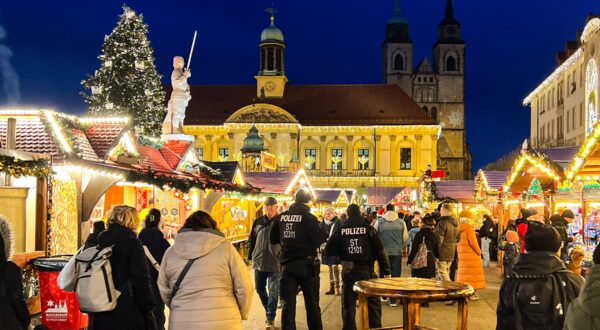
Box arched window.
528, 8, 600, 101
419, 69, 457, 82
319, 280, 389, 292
446, 55, 457, 71
430, 107, 438, 121
422, 106, 428, 113
393, 53, 404, 71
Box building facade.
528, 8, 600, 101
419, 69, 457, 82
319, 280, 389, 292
183, 11, 441, 189
382, 0, 470, 179
524, 15, 600, 149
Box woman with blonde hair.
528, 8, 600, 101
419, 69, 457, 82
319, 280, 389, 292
89, 205, 156, 329
158, 210, 253, 330
456, 210, 486, 300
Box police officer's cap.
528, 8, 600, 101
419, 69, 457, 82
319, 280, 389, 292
295, 188, 312, 204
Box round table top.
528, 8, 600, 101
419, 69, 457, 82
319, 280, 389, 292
353, 277, 474, 301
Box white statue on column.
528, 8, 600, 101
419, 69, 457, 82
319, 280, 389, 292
163, 56, 191, 134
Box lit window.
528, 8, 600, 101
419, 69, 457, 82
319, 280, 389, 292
305, 148, 317, 170
400, 148, 412, 170
358, 149, 369, 170
331, 148, 343, 170
218, 148, 229, 160
196, 148, 203, 160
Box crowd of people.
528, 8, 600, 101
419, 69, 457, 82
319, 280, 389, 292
3, 192, 600, 329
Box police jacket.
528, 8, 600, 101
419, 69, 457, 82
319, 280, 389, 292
270, 203, 327, 264
324, 215, 391, 275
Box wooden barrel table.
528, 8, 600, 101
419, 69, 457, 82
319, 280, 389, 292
353, 278, 474, 330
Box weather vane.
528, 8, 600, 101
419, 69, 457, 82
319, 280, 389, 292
265, 3, 277, 25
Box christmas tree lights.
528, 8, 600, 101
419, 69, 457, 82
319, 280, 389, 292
81, 5, 166, 137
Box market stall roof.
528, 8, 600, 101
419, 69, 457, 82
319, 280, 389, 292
243, 169, 315, 198
565, 123, 600, 180
479, 170, 509, 191
314, 189, 353, 205
435, 180, 476, 203
538, 147, 579, 170
0, 109, 254, 194
503, 144, 565, 193
367, 187, 404, 206
0, 109, 129, 161
315, 189, 340, 202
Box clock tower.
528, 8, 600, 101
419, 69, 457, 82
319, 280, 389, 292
255, 7, 287, 98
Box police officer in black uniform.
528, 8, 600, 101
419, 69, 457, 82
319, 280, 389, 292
270, 188, 327, 330
325, 204, 391, 330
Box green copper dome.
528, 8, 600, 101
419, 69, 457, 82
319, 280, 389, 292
240, 124, 265, 154
260, 15, 284, 43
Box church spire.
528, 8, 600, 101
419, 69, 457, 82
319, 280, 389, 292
393, 0, 402, 18
385, 0, 410, 43
436, 0, 462, 43
444, 0, 454, 20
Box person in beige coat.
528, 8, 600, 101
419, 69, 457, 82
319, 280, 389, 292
158, 211, 253, 330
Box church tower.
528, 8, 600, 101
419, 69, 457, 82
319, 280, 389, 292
432, 0, 470, 179
255, 7, 287, 98
381, 0, 413, 95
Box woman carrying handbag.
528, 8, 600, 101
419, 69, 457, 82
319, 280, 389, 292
407, 215, 441, 306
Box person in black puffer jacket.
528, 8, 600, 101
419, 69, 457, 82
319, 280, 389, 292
496, 221, 584, 330
0, 218, 30, 330
90, 205, 156, 330
408, 215, 440, 279
138, 208, 170, 330
84, 221, 106, 249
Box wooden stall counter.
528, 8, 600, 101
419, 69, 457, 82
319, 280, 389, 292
353, 277, 474, 330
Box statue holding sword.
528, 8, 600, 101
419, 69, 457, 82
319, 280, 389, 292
163, 31, 197, 134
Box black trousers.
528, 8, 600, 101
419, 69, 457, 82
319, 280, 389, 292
280, 258, 323, 330
342, 266, 382, 330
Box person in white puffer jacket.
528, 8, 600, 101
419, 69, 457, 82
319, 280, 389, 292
158, 211, 253, 330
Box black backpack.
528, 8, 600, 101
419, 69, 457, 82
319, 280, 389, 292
510, 270, 570, 330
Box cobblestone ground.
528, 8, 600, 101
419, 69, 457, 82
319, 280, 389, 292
243, 261, 501, 330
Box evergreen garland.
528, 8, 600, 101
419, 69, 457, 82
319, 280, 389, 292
0, 155, 51, 178
81, 5, 166, 137
125, 169, 260, 195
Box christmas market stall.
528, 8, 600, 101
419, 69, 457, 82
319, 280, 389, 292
500, 144, 573, 230
366, 187, 406, 208
243, 169, 316, 207
473, 170, 508, 218
0, 109, 253, 256
433, 180, 491, 225
199, 161, 257, 243
563, 121, 600, 250
314, 188, 354, 214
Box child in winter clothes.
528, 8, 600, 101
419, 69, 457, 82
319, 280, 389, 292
499, 230, 519, 276
567, 245, 586, 276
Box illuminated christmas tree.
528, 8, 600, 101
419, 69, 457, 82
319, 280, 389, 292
81, 5, 166, 137
528, 178, 542, 196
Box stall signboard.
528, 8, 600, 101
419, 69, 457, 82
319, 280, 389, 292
261, 151, 277, 170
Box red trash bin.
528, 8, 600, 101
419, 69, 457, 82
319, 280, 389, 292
32, 256, 88, 330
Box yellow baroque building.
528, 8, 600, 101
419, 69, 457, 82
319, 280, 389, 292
182, 12, 441, 189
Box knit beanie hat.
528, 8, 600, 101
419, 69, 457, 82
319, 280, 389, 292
295, 188, 312, 204
519, 208, 532, 219
594, 243, 600, 265
524, 221, 562, 253
562, 209, 575, 220
505, 230, 519, 243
